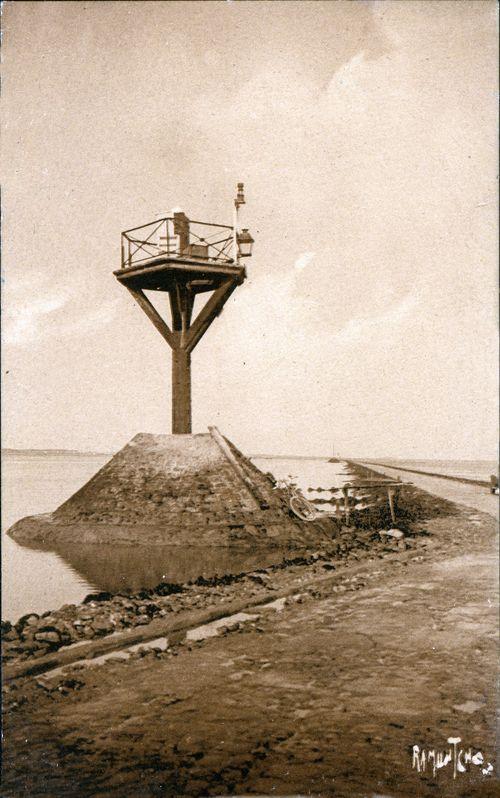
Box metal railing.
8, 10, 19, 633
120, 217, 235, 270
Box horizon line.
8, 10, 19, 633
1, 447, 497, 462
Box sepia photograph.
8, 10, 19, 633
1, 1, 498, 796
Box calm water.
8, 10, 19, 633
1, 452, 351, 621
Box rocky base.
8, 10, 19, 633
8, 431, 336, 548
8, 513, 333, 548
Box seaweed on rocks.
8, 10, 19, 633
82, 591, 114, 604
154, 582, 186, 597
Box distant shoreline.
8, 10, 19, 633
2, 448, 113, 457
251, 454, 330, 461
2, 449, 332, 460
2, 449, 497, 465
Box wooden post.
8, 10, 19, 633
342, 486, 350, 526
172, 347, 191, 434
388, 487, 397, 525
173, 212, 190, 254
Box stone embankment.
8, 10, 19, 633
8, 431, 334, 548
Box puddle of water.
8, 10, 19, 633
62, 628, 134, 654
39, 649, 129, 682
186, 612, 259, 641
260, 597, 287, 612
128, 637, 169, 653
453, 700, 486, 714
38, 635, 170, 682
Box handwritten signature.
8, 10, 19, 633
412, 737, 493, 779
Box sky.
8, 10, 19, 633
1, 0, 498, 458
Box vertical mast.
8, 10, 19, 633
233, 182, 245, 263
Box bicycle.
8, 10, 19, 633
275, 476, 406, 525
274, 477, 336, 522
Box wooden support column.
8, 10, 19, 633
126, 274, 240, 435
170, 285, 193, 433
172, 347, 191, 434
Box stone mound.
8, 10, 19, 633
8, 429, 335, 548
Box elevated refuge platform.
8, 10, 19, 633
114, 209, 251, 436
114, 211, 246, 296
114, 255, 245, 295
8, 429, 333, 549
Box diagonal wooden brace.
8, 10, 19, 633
126, 286, 175, 349
184, 277, 238, 354
127, 277, 239, 434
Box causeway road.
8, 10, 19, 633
357, 462, 499, 518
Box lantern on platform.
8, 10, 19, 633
237, 228, 254, 258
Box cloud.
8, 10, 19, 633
3, 295, 68, 345
54, 299, 122, 340
294, 252, 315, 272
333, 291, 420, 346
323, 48, 410, 137
3, 295, 120, 347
